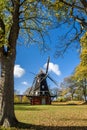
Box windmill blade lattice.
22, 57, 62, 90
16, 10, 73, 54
47, 75, 58, 87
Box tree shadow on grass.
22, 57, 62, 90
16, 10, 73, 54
15, 104, 48, 111
16, 122, 87, 130
15, 107, 47, 111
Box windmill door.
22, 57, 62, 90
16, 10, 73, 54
41, 98, 46, 105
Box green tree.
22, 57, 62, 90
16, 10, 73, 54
74, 86, 83, 101
0, 0, 57, 127
22, 96, 29, 103
64, 76, 77, 100
14, 95, 20, 103
60, 76, 77, 101
74, 32, 87, 101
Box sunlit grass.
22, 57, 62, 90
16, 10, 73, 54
15, 104, 87, 127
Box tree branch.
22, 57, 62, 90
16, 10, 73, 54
80, 0, 87, 13
59, 0, 84, 11
11, 0, 14, 7
8, 0, 20, 50
0, 18, 6, 56
73, 16, 87, 29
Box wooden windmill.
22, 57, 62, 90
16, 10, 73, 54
26, 57, 58, 105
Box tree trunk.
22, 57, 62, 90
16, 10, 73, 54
83, 79, 87, 102
0, 53, 18, 127
71, 93, 73, 101
0, 0, 20, 127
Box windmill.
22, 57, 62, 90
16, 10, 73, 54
26, 57, 58, 105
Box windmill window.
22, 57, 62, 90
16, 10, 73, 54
31, 91, 33, 95
42, 85, 44, 89
35, 91, 38, 95
37, 79, 39, 83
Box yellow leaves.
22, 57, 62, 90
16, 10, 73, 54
14, 95, 20, 103
41, 0, 46, 4
22, 96, 29, 103
80, 32, 87, 45
42, 0, 51, 5
0, 0, 6, 10
0, 0, 9, 17
0, 0, 12, 46
49, 1, 64, 12
80, 32, 87, 66
53, 1, 64, 11
42, 0, 64, 12
74, 32, 87, 81
0, 27, 5, 47
75, 63, 87, 81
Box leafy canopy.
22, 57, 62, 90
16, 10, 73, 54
0, 0, 59, 50
74, 32, 87, 81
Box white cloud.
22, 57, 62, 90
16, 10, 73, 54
44, 62, 61, 76
14, 65, 25, 78
21, 81, 28, 86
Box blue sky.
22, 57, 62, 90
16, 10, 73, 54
14, 27, 80, 94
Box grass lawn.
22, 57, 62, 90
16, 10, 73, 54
13, 103, 87, 130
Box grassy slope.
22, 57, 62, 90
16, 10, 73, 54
15, 104, 87, 127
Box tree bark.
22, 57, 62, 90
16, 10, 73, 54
0, 52, 18, 127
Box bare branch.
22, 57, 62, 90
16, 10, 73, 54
19, 16, 37, 23
73, 16, 87, 29
55, 24, 83, 58
80, 0, 87, 13
20, 0, 26, 6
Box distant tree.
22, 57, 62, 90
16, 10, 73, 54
74, 86, 83, 101
59, 76, 77, 100
14, 89, 20, 95
56, 82, 69, 101
49, 87, 61, 101
14, 95, 20, 103
22, 96, 29, 103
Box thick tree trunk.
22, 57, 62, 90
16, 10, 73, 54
0, 54, 18, 127
0, 0, 20, 127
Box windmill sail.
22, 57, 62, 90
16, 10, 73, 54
47, 75, 58, 87
46, 56, 50, 74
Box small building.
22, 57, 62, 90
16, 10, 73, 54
29, 96, 51, 105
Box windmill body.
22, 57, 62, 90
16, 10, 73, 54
26, 57, 57, 105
